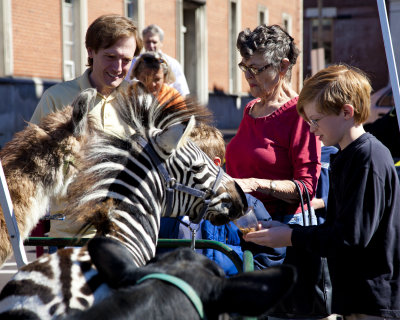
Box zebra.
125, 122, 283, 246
0, 84, 247, 319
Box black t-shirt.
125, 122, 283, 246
292, 133, 400, 317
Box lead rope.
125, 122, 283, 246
177, 218, 200, 250
177, 167, 224, 250
191, 228, 196, 250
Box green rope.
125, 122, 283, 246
136, 273, 204, 319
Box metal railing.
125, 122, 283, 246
24, 237, 252, 274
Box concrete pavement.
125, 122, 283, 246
0, 246, 42, 290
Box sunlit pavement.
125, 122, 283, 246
0, 246, 41, 290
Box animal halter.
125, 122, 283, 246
137, 136, 224, 224
136, 273, 205, 319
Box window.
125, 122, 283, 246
229, 0, 241, 94
306, 7, 337, 67
62, 0, 85, 81
125, 0, 144, 31
0, 0, 13, 76
258, 6, 268, 25
63, 0, 75, 80
182, 0, 208, 103
125, 0, 135, 19
311, 18, 333, 65
282, 13, 292, 35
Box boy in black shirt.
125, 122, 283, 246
244, 64, 400, 320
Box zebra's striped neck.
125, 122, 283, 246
67, 134, 168, 266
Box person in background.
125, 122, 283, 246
126, 24, 190, 97
244, 64, 400, 320
226, 24, 321, 225
30, 14, 143, 247
311, 142, 338, 224
159, 123, 279, 276
130, 51, 183, 106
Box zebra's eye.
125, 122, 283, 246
191, 164, 206, 172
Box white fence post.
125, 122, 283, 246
0, 161, 28, 268
377, 0, 400, 131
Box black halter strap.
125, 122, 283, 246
191, 167, 224, 224
137, 136, 224, 220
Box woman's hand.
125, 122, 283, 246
243, 221, 293, 248
235, 177, 300, 204
234, 178, 259, 193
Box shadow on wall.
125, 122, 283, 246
0, 78, 58, 149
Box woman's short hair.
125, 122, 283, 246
297, 64, 372, 125
236, 24, 299, 81
85, 14, 143, 67
130, 52, 175, 84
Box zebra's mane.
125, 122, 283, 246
115, 82, 212, 138
65, 83, 213, 238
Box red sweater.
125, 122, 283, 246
226, 97, 321, 217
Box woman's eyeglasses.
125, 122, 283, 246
238, 62, 272, 76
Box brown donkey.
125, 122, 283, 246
0, 88, 97, 266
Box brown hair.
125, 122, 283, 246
130, 52, 175, 84
85, 14, 143, 67
297, 64, 371, 125
189, 123, 225, 161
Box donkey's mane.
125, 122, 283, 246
0, 106, 95, 181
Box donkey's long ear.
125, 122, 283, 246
154, 116, 196, 154
71, 88, 97, 137
87, 237, 138, 289
210, 265, 297, 317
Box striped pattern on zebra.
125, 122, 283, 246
0, 84, 247, 319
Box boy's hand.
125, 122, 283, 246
243, 222, 293, 248
259, 220, 285, 229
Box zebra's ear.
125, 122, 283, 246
154, 116, 196, 154
71, 88, 97, 137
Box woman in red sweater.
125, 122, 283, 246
226, 25, 321, 222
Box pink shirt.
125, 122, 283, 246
226, 97, 321, 217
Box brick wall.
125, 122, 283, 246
11, 0, 302, 90
87, 0, 124, 26
144, 0, 177, 58
207, 1, 229, 92
12, 0, 126, 80
12, 0, 62, 79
